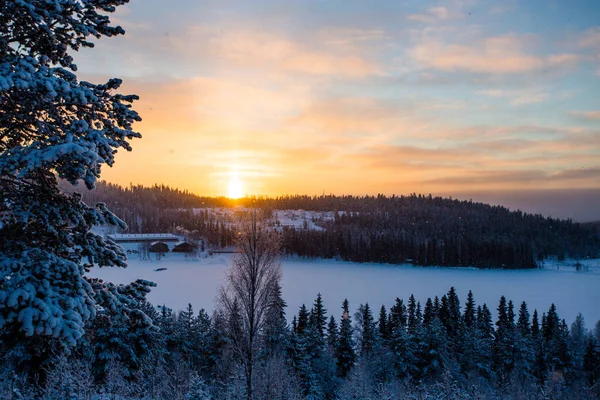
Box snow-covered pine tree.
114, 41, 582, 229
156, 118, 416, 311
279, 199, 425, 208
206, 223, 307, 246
517, 301, 531, 337
389, 314, 413, 379
493, 296, 516, 386
91, 300, 160, 384
512, 301, 535, 385
463, 290, 476, 329
262, 280, 288, 356
326, 315, 338, 352
336, 299, 355, 378
570, 313, 586, 358
446, 287, 462, 337
174, 303, 201, 369
378, 305, 389, 343
582, 334, 599, 386
186, 372, 213, 400
356, 303, 377, 357
0, 0, 152, 363
389, 297, 407, 332
310, 293, 327, 339
407, 294, 418, 334
475, 304, 494, 377
531, 309, 540, 337
423, 297, 435, 327
296, 304, 310, 335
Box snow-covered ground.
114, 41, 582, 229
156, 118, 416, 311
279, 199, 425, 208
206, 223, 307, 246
191, 207, 353, 231
90, 254, 600, 325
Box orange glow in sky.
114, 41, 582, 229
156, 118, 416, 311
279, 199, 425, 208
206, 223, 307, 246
73, 0, 600, 217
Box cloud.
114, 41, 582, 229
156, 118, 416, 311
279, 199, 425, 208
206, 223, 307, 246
408, 6, 462, 23
287, 97, 420, 137
478, 88, 549, 105
579, 27, 600, 48
553, 166, 600, 181
186, 27, 380, 78
422, 165, 600, 190
571, 110, 600, 120
316, 28, 389, 51
578, 27, 600, 75
410, 35, 579, 74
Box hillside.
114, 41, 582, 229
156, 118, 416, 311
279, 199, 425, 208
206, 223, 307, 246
67, 181, 600, 269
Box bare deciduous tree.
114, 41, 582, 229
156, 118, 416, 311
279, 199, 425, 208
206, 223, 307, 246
218, 211, 282, 400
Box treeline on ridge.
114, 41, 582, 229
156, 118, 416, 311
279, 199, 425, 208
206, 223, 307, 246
68, 181, 600, 269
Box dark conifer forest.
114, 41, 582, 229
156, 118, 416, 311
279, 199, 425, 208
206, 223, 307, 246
4, 287, 600, 399
73, 181, 600, 269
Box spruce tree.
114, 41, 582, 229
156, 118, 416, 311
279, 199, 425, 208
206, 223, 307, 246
447, 287, 462, 336
310, 293, 327, 338
358, 303, 377, 357
415, 301, 423, 329
378, 305, 389, 343
195, 308, 217, 374
92, 302, 160, 384
415, 317, 447, 380
297, 304, 310, 335
389, 317, 413, 379
517, 301, 531, 336
174, 303, 199, 368
433, 296, 441, 316
507, 300, 515, 330
423, 297, 435, 326
186, 372, 213, 400
570, 313, 586, 358
463, 291, 476, 329
513, 302, 535, 384
496, 296, 509, 332
336, 299, 355, 378
583, 335, 599, 386
477, 304, 494, 340
474, 304, 494, 378
531, 309, 540, 337
389, 298, 407, 333
407, 294, 417, 333
0, 0, 150, 365
263, 281, 288, 356
327, 315, 338, 351
493, 296, 515, 384
543, 304, 560, 341
439, 295, 451, 333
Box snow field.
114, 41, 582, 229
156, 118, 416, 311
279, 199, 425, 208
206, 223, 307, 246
90, 254, 600, 326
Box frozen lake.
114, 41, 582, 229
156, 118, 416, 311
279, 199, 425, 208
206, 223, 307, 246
90, 254, 600, 325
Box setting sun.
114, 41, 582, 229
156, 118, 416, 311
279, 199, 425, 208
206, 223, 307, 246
228, 171, 243, 199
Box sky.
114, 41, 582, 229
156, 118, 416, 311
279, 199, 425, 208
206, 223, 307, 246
74, 0, 600, 221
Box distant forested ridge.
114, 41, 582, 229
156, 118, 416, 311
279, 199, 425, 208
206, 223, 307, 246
69, 181, 600, 269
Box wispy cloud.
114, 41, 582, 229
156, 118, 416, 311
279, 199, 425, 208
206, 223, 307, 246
185, 26, 380, 78
579, 27, 600, 48
408, 6, 463, 23
570, 110, 600, 120
578, 27, 600, 75
478, 88, 549, 105
410, 35, 579, 74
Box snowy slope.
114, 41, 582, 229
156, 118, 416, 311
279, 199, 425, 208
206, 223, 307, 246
190, 207, 348, 231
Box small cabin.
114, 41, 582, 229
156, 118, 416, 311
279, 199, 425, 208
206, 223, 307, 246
172, 242, 197, 253
149, 241, 169, 253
